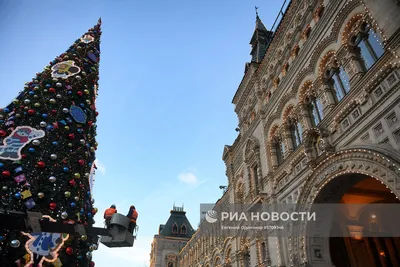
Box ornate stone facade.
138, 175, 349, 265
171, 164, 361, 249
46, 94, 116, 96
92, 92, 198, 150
162, 0, 400, 266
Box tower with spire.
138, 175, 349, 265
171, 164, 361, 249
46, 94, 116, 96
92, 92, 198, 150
250, 8, 273, 63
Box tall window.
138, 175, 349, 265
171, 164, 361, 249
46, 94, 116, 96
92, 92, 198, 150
253, 165, 259, 193
172, 223, 178, 234
181, 224, 187, 234
354, 23, 384, 70
274, 137, 285, 166
307, 96, 323, 126
327, 66, 350, 101
289, 120, 303, 149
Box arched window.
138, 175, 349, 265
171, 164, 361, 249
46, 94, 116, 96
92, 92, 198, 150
181, 224, 187, 234
352, 23, 384, 70
306, 96, 323, 126
326, 66, 350, 102
273, 137, 285, 166
289, 119, 303, 149
172, 223, 178, 234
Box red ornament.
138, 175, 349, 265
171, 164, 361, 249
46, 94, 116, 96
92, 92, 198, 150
95, 111, 99, 116
2, 170, 10, 177
51, 109, 57, 114
90, 261, 95, 267
68, 133, 75, 140
21, 154, 27, 159
28, 109, 35, 115
49, 202, 57, 210
37, 161, 45, 168
49, 88, 56, 93
92, 209, 97, 215
69, 179, 76, 186
0, 130, 6, 137
78, 160, 85, 166
66, 247, 73, 255
76, 91, 83, 97
87, 121, 93, 127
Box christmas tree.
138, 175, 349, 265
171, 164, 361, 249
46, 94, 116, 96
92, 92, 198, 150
0, 19, 101, 267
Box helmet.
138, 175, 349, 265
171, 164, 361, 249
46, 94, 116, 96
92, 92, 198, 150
111, 204, 116, 209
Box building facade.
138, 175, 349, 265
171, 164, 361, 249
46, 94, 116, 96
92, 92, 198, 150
155, 0, 400, 266
150, 206, 196, 267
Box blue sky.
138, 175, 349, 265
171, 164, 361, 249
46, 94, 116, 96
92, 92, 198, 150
0, 1, 286, 266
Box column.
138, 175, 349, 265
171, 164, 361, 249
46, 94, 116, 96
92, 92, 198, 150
282, 124, 294, 156
320, 82, 337, 115
343, 46, 365, 85
298, 104, 314, 131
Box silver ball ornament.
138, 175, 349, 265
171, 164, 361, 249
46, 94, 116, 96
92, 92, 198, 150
40, 121, 47, 127
33, 140, 41, 146
49, 176, 56, 183
10, 240, 20, 248
2, 186, 8, 191
50, 154, 57, 160
80, 139, 85, 145
56, 94, 62, 99
74, 196, 80, 201
38, 192, 45, 198
24, 99, 31, 104
61, 211, 68, 219
56, 82, 62, 87
62, 108, 69, 113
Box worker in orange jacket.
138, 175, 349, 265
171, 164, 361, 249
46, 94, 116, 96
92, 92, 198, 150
126, 205, 138, 233
104, 204, 117, 228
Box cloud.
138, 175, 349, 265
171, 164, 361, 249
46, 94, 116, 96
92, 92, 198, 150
178, 172, 198, 184
94, 159, 106, 175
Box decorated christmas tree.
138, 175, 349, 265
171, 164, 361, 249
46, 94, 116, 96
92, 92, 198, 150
0, 19, 101, 267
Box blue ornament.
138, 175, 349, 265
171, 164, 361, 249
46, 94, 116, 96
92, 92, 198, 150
80, 209, 84, 215
67, 91, 72, 95
46, 84, 51, 88
52, 141, 58, 146
42, 114, 48, 119
0, 236, 5, 242
87, 52, 98, 62
88, 162, 92, 167
69, 105, 87, 124
3, 108, 9, 113
78, 256, 83, 260
0, 163, 4, 168
29, 148, 35, 153
77, 129, 82, 133
29, 91, 35, 96
79, 103, 85, 108
46, 125, 54, 131
63, 167, 69, 172
71, 202, 76, 208
14, 192, 21, 199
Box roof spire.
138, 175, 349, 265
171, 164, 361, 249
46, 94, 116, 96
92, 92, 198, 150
255, 6, 259, 19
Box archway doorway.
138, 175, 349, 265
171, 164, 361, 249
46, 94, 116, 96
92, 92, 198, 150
311, 173, 400, 267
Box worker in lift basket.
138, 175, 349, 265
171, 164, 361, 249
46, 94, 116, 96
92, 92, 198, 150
126, 205, 138, 233
104, 204, 117, 228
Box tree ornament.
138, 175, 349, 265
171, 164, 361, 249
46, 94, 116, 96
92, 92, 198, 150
38, 192, 44, 198
50, 154, 57, 160
40, 121, 47, 127
74, 196, 79, 201
24, 99, 31, 104
49, 176, 56, 183
10, 240, 20, 248
66, 247, 73, 255
62, 108, 69, 114
2, 170, 11, 177
32, 140, 41, 146
81, 235, 87, 241
64, 191, 71, 198
61, 211, 68, 219
2, 186, 8, 191
74, 173, 80, 179
78, 159, 84, 165
37, 161, 45, 168
0, 130, 6, 137
86, 251, 92, 259
49, 202, 57, 210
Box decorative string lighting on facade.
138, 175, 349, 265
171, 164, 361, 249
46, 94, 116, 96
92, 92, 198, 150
276, 236, 282, 266
333, 99, 358, 123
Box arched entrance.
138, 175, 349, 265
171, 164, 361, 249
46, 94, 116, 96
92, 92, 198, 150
292, 147, 400, 267
312, 173, 400, 267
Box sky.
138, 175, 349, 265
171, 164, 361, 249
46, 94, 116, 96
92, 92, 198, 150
0, 1, 287, 266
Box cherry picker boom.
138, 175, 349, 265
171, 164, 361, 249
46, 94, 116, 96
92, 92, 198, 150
0, 209, 137, 248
